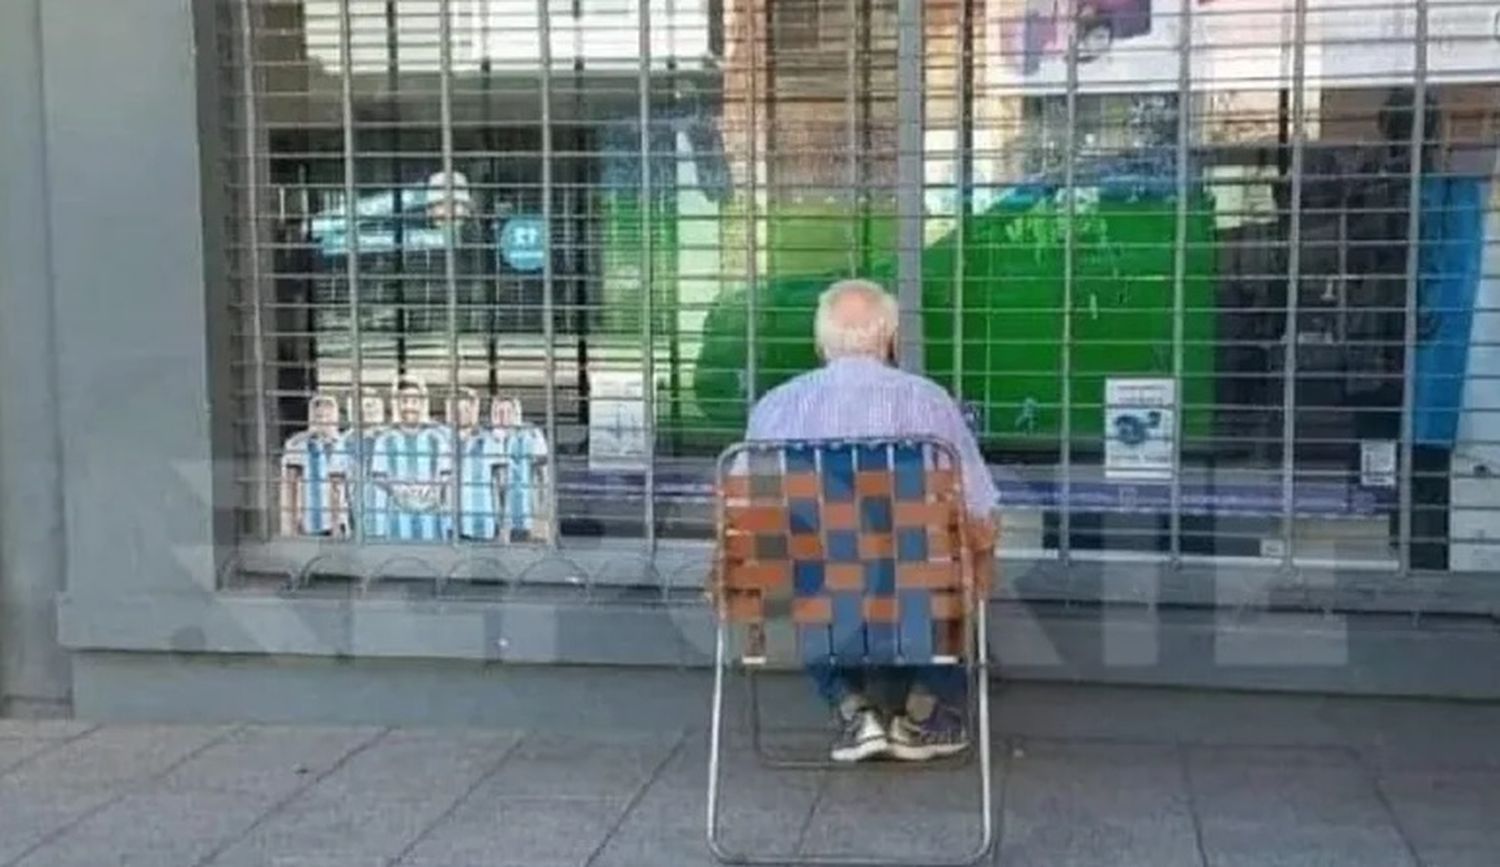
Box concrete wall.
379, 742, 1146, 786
0, 0, 69, 716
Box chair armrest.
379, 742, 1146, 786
966, 517, 998, 597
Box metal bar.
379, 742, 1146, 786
953, 0, 970, 399
640, 0, 656, 549
340, 0, 366, 545
1061, 6, 1080, 565
386, 0, 407, 374
478, 2, 498, 397
858, 0, 871, 274
1169, 0, 1193, 566
1399, 0, 1429, 574
1279, 0, 1309, 570
895, 0, 924, 372
539, 0, 559, 547
439, 0, 460, 547
846, 0, 859, 278
238, 0, 273, 539
745, 0, 760, 405
705, 618, 730, 860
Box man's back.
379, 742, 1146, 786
745, 357, 998, 517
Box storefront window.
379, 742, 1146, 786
227, 0, 1500, 584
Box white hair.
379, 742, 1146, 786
814, 279, 899, 360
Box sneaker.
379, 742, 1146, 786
887, 706, 968, 761
830, 708, 889, 763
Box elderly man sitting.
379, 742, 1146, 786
745, 278, 999, 763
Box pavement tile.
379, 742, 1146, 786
212, 855, 389, 867
155, 726, 382, 796
479, 731, 682, 801
1187, 746, 1390, 829
395, 796, 622, 867
1197, 822, 1416, 867
0, 784, 119, 864
298, 729, 517, 804
992, 684, 1347, 747
0, 737, 55, 774
1405, 846, 1500, 867
1000, 741, 1201, 867
621, 763, 819, 860
1000, 814, 1203, 867
1376, 769, 1500, 855
206, 730, 519, 867
799, 799, 988, 863
1007, 743, 1193, 821
2, 724, 236, 792
1336, 701, 1500, 771
589, 821, 724, 867
12, 791, 269, 867
207, 792, 462, 867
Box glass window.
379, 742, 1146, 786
225, 0, 1500, 587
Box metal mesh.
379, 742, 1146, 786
220, 0, 1500, 592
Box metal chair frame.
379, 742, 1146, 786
705, 437, 994, 866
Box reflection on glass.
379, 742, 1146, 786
245, 1, 1500, 575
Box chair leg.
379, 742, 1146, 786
957, 606, 996, 865
706, 618, 743, 863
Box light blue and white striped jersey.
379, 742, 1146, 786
745, 356, 999, 518
338, 426, 386, 538
449, 430, 506, 540
281, 431, 348, 535
499, 425, 549, 534
370, 425, 453, 541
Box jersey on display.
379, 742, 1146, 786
370, 425, 453, 541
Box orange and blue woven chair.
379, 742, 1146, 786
705, 437, 995, 865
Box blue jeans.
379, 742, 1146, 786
808, 663, 966, 715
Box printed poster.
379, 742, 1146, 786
1105, 377, 1177, 481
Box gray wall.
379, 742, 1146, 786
0, 0, 69, 715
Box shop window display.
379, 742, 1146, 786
238, 0, 1498, 577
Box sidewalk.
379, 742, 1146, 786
0, 683, 1496, 867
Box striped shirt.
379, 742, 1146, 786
745, 356, 998, 518
500, 425, 549, 533
450, 430, 506, 540
281, 431, 348, 534
339, 426, 385, 539
370, 425, 453, 541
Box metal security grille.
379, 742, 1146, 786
220, 0, 1500, 595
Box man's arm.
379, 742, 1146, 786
927, 392, 999, 595
279, 465, 302, 536
928, 392, 999, 521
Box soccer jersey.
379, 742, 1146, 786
370, 425, 453, 541
448, 430, 507, 540
337, 426, 386, 538
499, 424, 550, 534
280, 431, 348, 535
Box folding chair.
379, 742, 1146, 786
705, 437, 994, 866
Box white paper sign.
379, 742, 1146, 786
1359, 440, 1398, 489
1105, 378, 1177, 481
589, 372, 649, 474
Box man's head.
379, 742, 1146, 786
360, 388, 386, 427
814, 279, 899, 363
491, 396, 522, 429
308, 393, 340, 437
394, 377, 429, 426
451, 387, 481, 429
